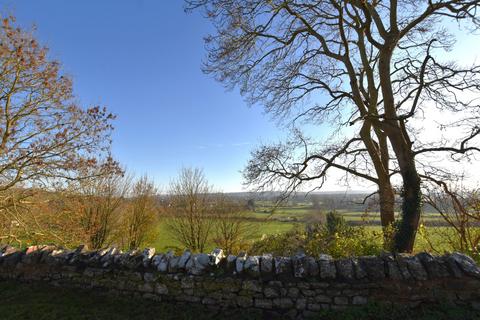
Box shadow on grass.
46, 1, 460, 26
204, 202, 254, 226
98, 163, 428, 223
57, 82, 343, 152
0, 280, 479, 320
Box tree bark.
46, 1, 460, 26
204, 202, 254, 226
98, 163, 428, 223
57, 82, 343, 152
388, 132, 422, 252
379, 183, 395, 228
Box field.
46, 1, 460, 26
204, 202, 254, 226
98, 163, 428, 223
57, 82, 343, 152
147, 199, 463, 254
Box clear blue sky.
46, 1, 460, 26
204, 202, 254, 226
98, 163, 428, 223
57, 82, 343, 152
6, 0, 295, 192
4, 1, 478, 192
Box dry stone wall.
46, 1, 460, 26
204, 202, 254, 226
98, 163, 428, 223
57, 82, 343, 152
1, 244, 480, 318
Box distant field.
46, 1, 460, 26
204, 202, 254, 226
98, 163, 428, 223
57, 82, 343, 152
151, 219, 297, 252
148, 201, 462, 254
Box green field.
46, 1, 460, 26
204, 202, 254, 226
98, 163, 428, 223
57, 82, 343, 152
151, 219, 297, 252
146, 203, 463, 254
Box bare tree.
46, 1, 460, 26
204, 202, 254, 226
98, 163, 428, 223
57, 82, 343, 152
164, 168, 216, 252
0, 16, 115, 193
65, 169, 130, 249
212, 196, 253, 254
424, 180, 480, 257
188, 0, 480, 252
121, 175, 158, 250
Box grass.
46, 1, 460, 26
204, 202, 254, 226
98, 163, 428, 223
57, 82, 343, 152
151, 219, 297, 252
145, 202, 469, 254
0, 280, 477, 320
0, 280, 260, 320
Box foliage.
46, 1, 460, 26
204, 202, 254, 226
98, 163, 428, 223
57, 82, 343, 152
0, 16, 116, 193
190, 0, 480, 253
211, 196, 253, 255
249, 212, 383, 258
163, 167, 216, 252
119, 175, 158, 250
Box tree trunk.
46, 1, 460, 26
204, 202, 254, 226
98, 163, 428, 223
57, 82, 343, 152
378, 182, 396, 247
388, 133, 422, 253
379, 183, 395, 228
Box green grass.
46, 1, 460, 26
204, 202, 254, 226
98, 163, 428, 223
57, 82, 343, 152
0, 280, 477, 320
150, 220, 297, 252
0, 280, 260, 320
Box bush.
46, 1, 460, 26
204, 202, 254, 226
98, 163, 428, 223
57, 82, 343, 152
249, 211, 383, 258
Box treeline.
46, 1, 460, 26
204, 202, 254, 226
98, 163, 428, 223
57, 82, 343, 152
0, 167, 253, 254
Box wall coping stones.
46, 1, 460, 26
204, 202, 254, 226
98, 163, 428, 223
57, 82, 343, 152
2, 244, 480, 283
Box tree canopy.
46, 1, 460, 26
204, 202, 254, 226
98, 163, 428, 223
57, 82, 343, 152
188, 0, 480, 251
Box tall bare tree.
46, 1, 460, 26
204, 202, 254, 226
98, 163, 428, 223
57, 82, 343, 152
164, 167, 216, 252
121, 175, 158, 250
188, 0, 480, 252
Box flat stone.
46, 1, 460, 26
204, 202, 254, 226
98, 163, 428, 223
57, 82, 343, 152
352, 258, 367, 279
186, 253, 210, 275
178, 250, 191, 270
416, 252, 449, 278
335, 258, 354, 280
352, 296, 368, 305
242, 280, 262, 292
395, 253, 413, 280
306, 256, 319, 277
264, 287, 279, 298
292, 252, 308, 278
334, 296, 348, 305
255, 298, 273, 309
155, 283, 169, 295
404, 256, 428, 281
209, 248, 225, 267
448, 252, 480, 278
273, 298, 294, 309
236, 252, 247, 274
358, 256, 385, 280
142, 248, 156, 268
274, 256, 292, 276
261, 254, 273, 275
236, 296, 253, 307
22, 245, 45, 264
0, 246, 23, 267
226, 255, 237, 273
318, 254, 336, 280
244, 256, 260, 276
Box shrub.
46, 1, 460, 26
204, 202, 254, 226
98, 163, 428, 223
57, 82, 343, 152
249, 211, 383, 258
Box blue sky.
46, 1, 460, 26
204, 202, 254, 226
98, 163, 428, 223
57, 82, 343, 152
6, 0, 294, 191
4, 1, 479, 192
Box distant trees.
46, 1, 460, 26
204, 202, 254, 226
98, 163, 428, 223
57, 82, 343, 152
189, 0, 480, 252
164, 168, 216, 252
164, 167, 252, 253
212, 196, 252, 254
69, 169, 129, 249
120, 175, 158, 250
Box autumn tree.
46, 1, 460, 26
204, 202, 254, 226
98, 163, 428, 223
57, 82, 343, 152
188, 0, 480, 252
121, 175, 158, 250
0, 16, 115, 193
64, 168, 129, 249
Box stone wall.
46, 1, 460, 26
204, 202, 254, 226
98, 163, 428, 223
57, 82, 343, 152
1, 244, 480, 318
